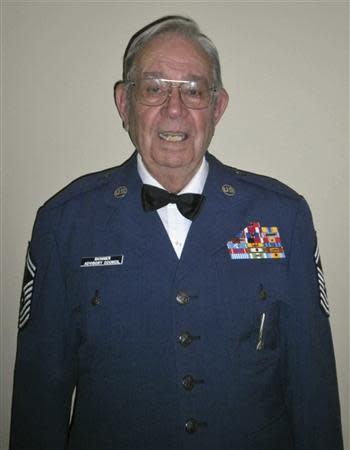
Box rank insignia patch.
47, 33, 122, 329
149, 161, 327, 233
227, 222, 286, 260
314, 240, 329, 316
18, 245, 36, 329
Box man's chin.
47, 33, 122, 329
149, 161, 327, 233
157, 154, 195, 171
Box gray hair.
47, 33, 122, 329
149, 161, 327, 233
122, 15, 224, 90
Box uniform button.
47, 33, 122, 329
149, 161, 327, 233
182, 374, 204, 391
185, 418, 207, 433
185, 418, 198, 433
182, 374, 195, 391
176, 291, 190, 305
259, 289, 268, 300
91, 290, 101, 306
178, 331, 200, 347
179, 331, 193, 347
259, 284, 268, 300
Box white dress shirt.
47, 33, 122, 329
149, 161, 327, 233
137, 153, 209, 258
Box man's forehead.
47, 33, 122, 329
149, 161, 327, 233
134, 33, 212, 77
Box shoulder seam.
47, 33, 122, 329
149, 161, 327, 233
40, 168, 114, 212
225, 165, 302, 200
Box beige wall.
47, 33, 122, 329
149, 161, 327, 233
1, 1, 348, 449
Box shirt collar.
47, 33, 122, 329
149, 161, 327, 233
137, 153, 209, 195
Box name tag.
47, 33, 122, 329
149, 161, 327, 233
80, 255, 124, 267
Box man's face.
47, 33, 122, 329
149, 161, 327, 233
116, 33, 228, 185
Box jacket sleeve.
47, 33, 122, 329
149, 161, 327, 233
10, 207, 79, 450
282, 197, 343, 449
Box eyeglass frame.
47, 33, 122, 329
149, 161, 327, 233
126, 77, 218, 110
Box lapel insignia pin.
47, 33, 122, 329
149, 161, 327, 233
227, 222, 286, 260
221, 184, 235, 196
114, 186, 128, 199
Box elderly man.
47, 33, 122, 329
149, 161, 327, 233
11, 15, 342, 450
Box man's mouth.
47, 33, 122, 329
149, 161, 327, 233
159, 132, 188, 142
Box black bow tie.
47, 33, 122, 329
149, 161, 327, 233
141, 184, 205, 220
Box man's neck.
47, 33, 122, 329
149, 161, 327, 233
137, 154, 208, 194
152, 170, 198, 193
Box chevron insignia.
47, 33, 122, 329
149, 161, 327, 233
314, 240, 329, 316
18, 246, 36, 329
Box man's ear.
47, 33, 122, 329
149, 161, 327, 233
114, 81, 129, 131
213, 88, 229, 125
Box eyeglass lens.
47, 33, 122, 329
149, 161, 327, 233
135, 79, 212, 109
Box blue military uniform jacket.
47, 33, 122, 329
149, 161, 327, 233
11, 152, 343, 450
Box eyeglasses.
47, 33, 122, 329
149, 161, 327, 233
127, 78, 217, 109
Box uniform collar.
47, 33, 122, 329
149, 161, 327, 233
136, 153, 209, 195
103, 152, 251, 273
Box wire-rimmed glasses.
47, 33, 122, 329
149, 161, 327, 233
128, 78, 217, 109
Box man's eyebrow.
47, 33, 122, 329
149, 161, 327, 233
185, 74, 207, 82
142, 72, 163, 79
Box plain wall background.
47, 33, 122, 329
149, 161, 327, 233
1, 1, 348, 449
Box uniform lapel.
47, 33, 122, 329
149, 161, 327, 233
98, 152, 254, 277
100, 152, 179, 266
176, 154, 252, 279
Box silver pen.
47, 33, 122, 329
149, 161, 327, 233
256, 313, 266, 351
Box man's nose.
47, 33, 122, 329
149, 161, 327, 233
163, 85, 186, 117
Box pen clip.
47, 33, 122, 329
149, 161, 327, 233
256, 313, 266, 351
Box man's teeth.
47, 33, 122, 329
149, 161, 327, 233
159, 132, 187, 142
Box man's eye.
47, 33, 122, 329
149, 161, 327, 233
188, 88, 200, 97
185, 83, 201, 97
147, 85, 160, 93
144, 82, 162, 95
